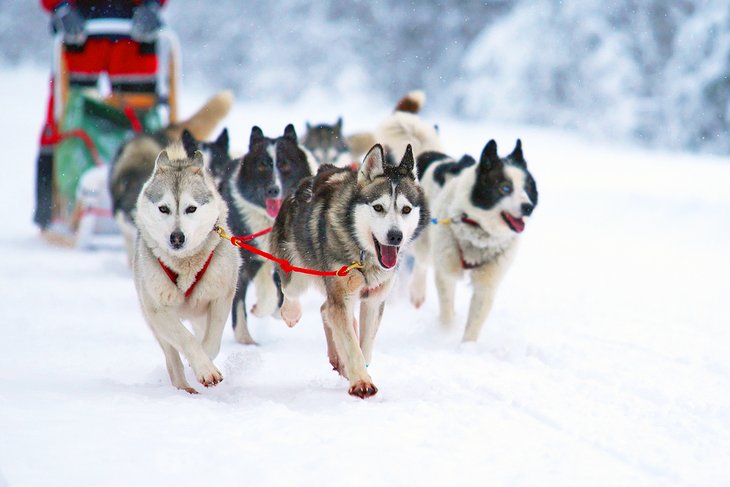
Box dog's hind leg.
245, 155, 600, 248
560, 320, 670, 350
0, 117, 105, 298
232, 274, 256, 345
154, 334, 196, 394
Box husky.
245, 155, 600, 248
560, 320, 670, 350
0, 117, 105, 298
111, 91, 234, 265
181, 128, 233, 187
410, 139, 538, 342
302, 118, 354, 168
220, 124, 316, 345
133, 143, 240, 393
270, 144, 429, 398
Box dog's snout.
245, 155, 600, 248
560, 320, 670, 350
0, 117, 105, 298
170, 230, 185, 249
521, 203, 534, 216
386, 229, 403, 246
266, 185, 281, 198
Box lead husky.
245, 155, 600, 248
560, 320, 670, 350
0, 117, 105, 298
133, 143, 240, 393
410, 139, 538, 342
111, 91, 234, 266
271, 144, 429, 398
219, 124, 316, 345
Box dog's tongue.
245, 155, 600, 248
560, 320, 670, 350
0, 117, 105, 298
379, 244, 399, 269
503, 213, 525, 233
265, 198, 283, 218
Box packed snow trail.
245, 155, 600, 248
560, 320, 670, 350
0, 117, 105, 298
1, 67, 729, 486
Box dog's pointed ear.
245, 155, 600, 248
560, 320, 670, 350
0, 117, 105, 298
358, 144, 386, 184
509, 139, 525, 166
336, 117, 343, 131
283, 123, 298, 142
181, 129, 198, 158
190, 150, 205, 173
398, 144, 417, 179
249, 126, 265, 149
479, 139, 501, 169
154, 150, 171, 172
306, 121, 312, 131
216, 128, 229, 151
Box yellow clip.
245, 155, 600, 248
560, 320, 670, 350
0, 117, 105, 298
213, 225, 231, 241
346, 260, 365, 273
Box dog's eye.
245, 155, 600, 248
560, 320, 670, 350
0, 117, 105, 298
499, 182, 513, 195
159, 205, 170, 214
402, 206, 412, 215
185, 206, 197, 214
373, 204, 384, 213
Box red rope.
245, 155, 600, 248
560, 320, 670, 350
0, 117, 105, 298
123, 106, 143, 134
230, 238, 351, 277
230, 226, 273, 243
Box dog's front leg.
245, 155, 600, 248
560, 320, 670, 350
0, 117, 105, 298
146, 307, 223, 388
202, 290, 235, 359
322, 281, 377, 398
435, 267, 458, 327
250, 261, 279, 318
463, 257, 510, 342
359, 298, 385, 366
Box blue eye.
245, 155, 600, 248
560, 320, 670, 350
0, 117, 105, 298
499, 183, 513, 195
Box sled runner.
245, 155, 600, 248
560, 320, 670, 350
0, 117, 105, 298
43, 19, 181, 248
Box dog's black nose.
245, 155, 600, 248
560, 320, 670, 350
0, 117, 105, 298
386, 229, 403, 246
170, 231, 185, 249
521, 203, 534, 216
266, 185, 281, 198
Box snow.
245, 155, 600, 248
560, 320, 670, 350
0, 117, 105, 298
1, 66, 729, 487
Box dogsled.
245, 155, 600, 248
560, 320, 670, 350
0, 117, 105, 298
42, 18, 181, 248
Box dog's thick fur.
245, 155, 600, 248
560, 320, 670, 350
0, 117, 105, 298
270, 144, 429, 398
111, 91, 234, 265
219, 124, 316, 345
372, 90, 538, 342
411, 140, 538, 342
133, 143, 240, 393
303, 117, 354, 168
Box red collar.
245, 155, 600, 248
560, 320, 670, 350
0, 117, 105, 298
158, 251, 215, 298
461, 215, 480, 227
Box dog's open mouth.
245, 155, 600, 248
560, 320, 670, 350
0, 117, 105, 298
265, 198, 283, 218
374, 237, 399, 269
501, 212, 525, 233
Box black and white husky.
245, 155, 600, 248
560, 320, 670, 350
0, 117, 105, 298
410, 139, 538, 342
133, 143, 240, 393
270, 144, 429, 398
219, 124, 316, 344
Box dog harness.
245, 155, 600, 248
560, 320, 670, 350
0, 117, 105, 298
158, 251, 215, 299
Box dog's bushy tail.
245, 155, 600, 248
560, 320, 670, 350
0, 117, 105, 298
173, 90, 235, 141
394, 90, 426, 114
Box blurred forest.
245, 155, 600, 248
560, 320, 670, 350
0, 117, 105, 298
2, 0, 728, 154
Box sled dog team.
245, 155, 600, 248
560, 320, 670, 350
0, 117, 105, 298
118, 90, 539, 397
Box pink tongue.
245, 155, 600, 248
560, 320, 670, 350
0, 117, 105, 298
504, 213, 525, 233
379, 244, 399, 269
265, 198, 283, 218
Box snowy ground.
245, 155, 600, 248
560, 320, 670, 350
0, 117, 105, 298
1, 66, 729, 487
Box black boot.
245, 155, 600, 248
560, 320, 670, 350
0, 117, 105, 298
33, 148, 54, 230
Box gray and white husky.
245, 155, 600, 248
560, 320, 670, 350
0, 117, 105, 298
410, 139, 538, 342
302, 117, 354, 168
133, 143, 240, 393
270, 144, 429, 398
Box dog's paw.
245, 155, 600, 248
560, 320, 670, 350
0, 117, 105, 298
348, 380, 378, 399
196, 364, 223, 388
281, 299, 302, 328
234, 324, 257, 345
409, 282, 426, 309
179, 386, 199, 395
